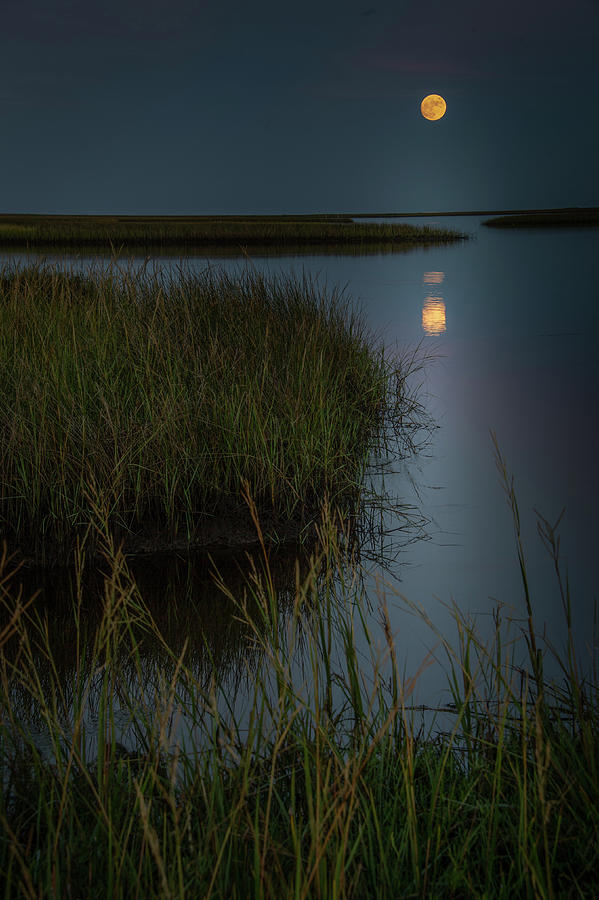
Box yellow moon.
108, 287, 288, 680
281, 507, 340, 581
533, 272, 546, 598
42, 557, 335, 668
421, 94, 447, 121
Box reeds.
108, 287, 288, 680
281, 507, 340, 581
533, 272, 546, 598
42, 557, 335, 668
0, 262, 419, 563
0, 461, 597, 897
0, 214, 465, 249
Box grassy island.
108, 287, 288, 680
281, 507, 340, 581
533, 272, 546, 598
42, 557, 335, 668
0, 213, 465, 250
0, 263, 415, 564
484, 207, 599, 228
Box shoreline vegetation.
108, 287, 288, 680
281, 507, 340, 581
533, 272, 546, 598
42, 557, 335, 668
0, 214, 465, 250
0, 263, 422, 566
483, 207, 599, 227
354, 205, 599, 219
0, 456, 597, 896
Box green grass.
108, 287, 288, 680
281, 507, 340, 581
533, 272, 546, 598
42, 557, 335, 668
0, 263, 423, 564
0, 449, 597, 898
0, 260, 595, 896
483, 208, 599, 227
0, 213, 465, 249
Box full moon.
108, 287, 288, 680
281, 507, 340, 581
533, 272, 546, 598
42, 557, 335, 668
421, 94, 447, 121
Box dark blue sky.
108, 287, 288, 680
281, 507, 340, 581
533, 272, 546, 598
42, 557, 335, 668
3, 0, 599, 214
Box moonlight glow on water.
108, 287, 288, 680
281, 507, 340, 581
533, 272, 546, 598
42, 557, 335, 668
422, 271, 447, 335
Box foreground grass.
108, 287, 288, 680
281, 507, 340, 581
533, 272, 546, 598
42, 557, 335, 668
0, 214, 465, 249
484, 207, 599, 228
0, 452, 597, 898
0, 263, 423, 563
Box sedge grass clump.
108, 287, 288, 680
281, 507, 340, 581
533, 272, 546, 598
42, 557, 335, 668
0, 262, 411, 562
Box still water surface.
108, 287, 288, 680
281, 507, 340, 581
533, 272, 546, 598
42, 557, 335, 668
3, 217, 598, 748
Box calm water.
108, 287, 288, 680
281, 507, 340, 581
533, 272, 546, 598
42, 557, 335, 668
3, 217, 598, 746
212, 216, 598, 697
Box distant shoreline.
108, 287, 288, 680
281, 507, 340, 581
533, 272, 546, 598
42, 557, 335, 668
0, 209, 595, 250
0, 214, 466, 251
482, 208, 599, 228
351, 206, 599, 218
1, 206, 597, 220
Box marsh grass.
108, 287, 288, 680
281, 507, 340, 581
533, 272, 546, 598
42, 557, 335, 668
0, 453, 598, 897
0, 262, 426, 563
484, 208, 599, 228
0, 214, 465, 249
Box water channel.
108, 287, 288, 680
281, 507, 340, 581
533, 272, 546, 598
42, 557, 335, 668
2, 216, 598, 755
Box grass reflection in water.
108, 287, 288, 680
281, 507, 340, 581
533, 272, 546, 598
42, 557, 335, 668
1, 455, 598, 897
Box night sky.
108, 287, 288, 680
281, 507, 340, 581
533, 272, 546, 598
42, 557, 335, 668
3, 0, 599, 214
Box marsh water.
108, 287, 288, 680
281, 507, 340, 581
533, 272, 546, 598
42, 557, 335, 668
3, 216, 598, 753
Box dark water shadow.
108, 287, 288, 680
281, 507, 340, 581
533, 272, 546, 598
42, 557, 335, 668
3, 542, 307, 688
0, 239, 466, 271
0, 540, 317, 766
